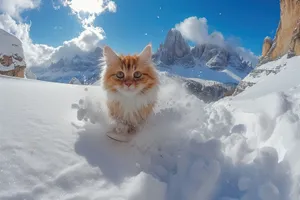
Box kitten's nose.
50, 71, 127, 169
124, 81, 133, 87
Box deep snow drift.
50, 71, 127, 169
1, 56, 300, 200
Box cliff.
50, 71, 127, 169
259, 0, 300, 64
0, 29, 26, 78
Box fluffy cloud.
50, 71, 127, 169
235, 47, 258, 66
51, 27, 105, 62
175, 16, 258, 64
175, 16, 225, 47
0, 0, 116, 67
0, 0, 41, 20
175, 17, 210, 45
0, 14, 104, 67
52, 0, 61, 10
63, 0, 116, 28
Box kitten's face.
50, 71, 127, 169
101, 44, 158, 96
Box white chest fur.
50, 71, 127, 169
106, 86, 158, 116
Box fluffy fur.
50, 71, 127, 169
100, 44, 159, 135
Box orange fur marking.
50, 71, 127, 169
101, 44, 159, 133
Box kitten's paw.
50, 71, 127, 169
115, 123, 129, 133
106, 123, 137, 142
106, 130, 132, 142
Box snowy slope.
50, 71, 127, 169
157, 64, 247, 84
234, 55, 293, 95
1, 55, 300, 200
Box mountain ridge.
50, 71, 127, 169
31, 28, 256, 87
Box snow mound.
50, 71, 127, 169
234, 55, 300, 95
1, 56, 300, 200
0, 29, 26, 71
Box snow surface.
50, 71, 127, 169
242, 55, 289, 85
158, 64, 248, 84
1, 56, 300, 200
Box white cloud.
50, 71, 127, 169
60, 0, 116, 47
107, 1, 117, 12
0, 0, 117, 68
52, 0, 61, 10
175, 16, 258, 64
175, 16, 226, 47
235, 47, 258, 66
175, 17, 210, 45
0, 0, 41, 20
63, 0, 116, 28
51, 27, 104, 61
0, 14, 104, 67
0, 14, 54, 67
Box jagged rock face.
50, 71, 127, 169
295, 36, 300, 54
198, 44, 229, 69
0, 29, 26, 78
260, 0, 300, 63
154, 29, 253, 72
233, 55, 288, 95
262, 37, 273, 57
156, 29, 193, 66
171, 75, 236, 102
191, 44, 253, 71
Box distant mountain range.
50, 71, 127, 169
153, 28, 254, 72
31, 47, 102, 84
31, 28, 256, 85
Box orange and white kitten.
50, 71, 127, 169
100, 44, 159, 140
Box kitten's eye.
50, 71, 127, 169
133, 71, 142, 79
116, 71, 124, 79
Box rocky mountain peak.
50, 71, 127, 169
259, 0, 300, 65
154, 28, 193, 66
154, 28, 254, 72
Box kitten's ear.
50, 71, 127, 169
103, 45, 119, 65
138, 43, 152, 63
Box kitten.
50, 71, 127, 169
100, 44, 159, 141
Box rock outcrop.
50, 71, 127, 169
69, 77, 82, 85
262, 37, 273, 57
259, 0, 300, 64
233, 55, 288, 96
153, 29, 194, 66
0, 29, 26, 78
235, 0, 300, 95
153, 28, 254, 72
168, 74, 236, 102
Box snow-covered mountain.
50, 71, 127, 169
31, 47, 103, 84
30, 28, 256, 87
1, 55, 300, 200
153, 29, 255, 71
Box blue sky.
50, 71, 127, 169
0, 0, 280, 67
22, 0, 280, 55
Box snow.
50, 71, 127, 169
158, 64, 248, 84
1, 56, 300, 200
0, 29, 26, 71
